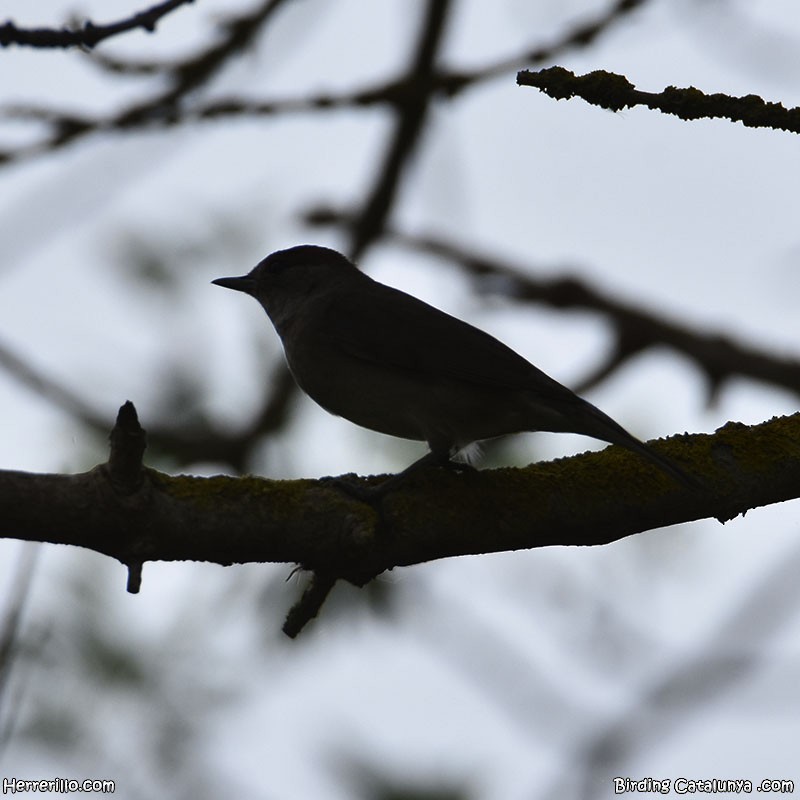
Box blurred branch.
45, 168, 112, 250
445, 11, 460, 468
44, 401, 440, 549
437, 0, 649, 96
0, 543, 39, 759
518, 67, 800, 134
150, 0, 653, 107
0, 337, 296, 472
577, 543, 800, 798
0, 0, 651, 164
0, 0, 193, 49
99, 0, 292, 136
0, 0, 292, 163
0, 338, 109, 430
78, 0, 651, 95
2, 403, 800, 636
81, 48, 174, 76
305, 211, 800, 402
144, 360, 297, 472
347, 0, 452, 260
340, 0, 652, 259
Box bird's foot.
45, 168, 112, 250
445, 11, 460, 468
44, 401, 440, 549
321, 456, 475, 503
319, 474, 388, 503
442, 459, 476, 474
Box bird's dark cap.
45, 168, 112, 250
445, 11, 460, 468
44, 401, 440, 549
254, 245, 356, 274
211, 275, 256, 294
213, 245, 356, 296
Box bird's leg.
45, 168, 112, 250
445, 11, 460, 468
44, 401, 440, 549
323, 447, 471, 502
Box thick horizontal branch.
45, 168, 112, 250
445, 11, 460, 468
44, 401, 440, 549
0, 0, 193, 50
2, 410, 800, 576
2, 402, 799, 634
517, 67, 800, 134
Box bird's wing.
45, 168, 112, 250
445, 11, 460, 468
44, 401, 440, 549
322, 278, 577, 402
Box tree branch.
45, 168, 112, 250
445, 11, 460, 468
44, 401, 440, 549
347, 0, 452, 260
0, 0, 292, 164
517, 67, 800, 134
0, 0, 652, 165
438, 0, 651, 97
283, 572, 337, 639
0, 0, 194, 50
0, 337, 297, 473
2, 403, 800, 635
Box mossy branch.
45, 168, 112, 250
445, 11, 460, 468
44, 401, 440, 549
517, 67, 800, 134
2, 403, 799, 636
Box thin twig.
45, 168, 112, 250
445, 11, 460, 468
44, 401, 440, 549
0, 0, 655, 164
0, 0, 194, 49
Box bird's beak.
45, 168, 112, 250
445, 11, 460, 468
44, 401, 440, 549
211, 275, 256, 294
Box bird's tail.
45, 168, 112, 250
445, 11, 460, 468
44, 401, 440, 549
570, 401, 700, 490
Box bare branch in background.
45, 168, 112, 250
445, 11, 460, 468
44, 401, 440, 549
0, 339, 108, 432
0, 338, 296, 473
0, 0, 194, 50
0, 0, 293, 163
0, 0, 653, 164
437, 0, 650, 96
0, 544, 39, 759
346, 0, 453, 260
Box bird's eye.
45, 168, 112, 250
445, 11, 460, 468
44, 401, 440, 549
255, 257, 291, 280
264, 254, 302, 277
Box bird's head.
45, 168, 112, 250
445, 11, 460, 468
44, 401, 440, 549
212, 245, 359, 328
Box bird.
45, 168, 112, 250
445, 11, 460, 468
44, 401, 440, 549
212, 244, 696, 495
